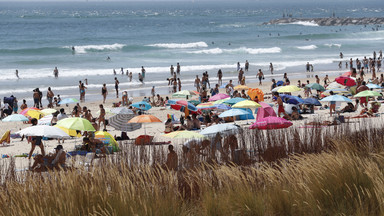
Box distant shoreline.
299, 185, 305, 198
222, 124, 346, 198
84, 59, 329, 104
264, 17, 384, 26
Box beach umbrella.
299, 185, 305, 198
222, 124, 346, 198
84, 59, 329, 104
249, 116, 293, 130
163, 131, 206, 139
256, 102, 276, 121
215, 104, 231, 110
234, 85, 249, 90
366, 83, 382, 89
354, 90, 381, 98
172, 90, 193, 98
302, 98, 322, 106
2, 114, 29, 122
305, 83, 326, 91
20, 107, 39, 116
209, 93, 230, 101
111, 107, 135, 115
271, 86, 283, 92
25, 110, 44, 119
276, 81, 284, 86
131, 101, 152, 111
342, 71, 352, 77
95, 131, 119, 152
218, 109, 250, 118
322, 88, 350, 96
279, 94, 304, 105
223, 97, 246, 105
38, 114, 53, 125
212, 98, 230, 105
188, 100, 200, 106
40, 108, 58, 116
326, 82, 343, 90
109, 114, 141, 132
232, 100, 261, 109
128, 114, 162, 135
335, 76, 356, 87
16, 125, 70, 138
200, 123, 239, 136
169, 100, 198, 112
58, 98, 79, 105
56, 117, 96, 131
320, 95, 352, 103
247, 88, 264, 101
196, 102, 216, 110
54, 125, 81, 137
277, 85, 301, 93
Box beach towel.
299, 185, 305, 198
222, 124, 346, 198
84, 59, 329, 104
0, 130, 11, 145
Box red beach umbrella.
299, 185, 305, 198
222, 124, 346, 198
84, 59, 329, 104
335, 76, 356, 87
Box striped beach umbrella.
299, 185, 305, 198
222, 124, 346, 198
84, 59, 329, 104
109, 114, 141, 132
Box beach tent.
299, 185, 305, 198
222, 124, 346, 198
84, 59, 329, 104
249, 116, 293, 130
256, 102, 276, 121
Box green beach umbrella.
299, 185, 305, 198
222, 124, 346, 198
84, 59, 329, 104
172, 90, 192, 98
305, 83, 326, 91
354, 90, 381, 98
163, 131, 206, 139
56, 117, 96, 131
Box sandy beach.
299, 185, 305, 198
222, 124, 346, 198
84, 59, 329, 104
1, 68, 383, 169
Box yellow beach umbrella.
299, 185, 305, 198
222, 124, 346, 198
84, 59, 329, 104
277, 85, 301, 93
163, 131, 206, 139
95, 131, 119, 152
232, 100, 261, 109
40, 108, 58, 116
234, 85, 249, 90
27, 110, 44, 119
54, 125, 81, 137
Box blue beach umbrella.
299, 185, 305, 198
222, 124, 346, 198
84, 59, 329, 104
223, 97, 246, 105
302, 98, 322, 106
366, 83, 382, 89
2, 114, 29, 122
279, 94, 304, 105
320, 95, 352, 103
218, 108, 250, 118
131, 101, 152, 111
276, 81, 284, 86
215, 104, 231, 110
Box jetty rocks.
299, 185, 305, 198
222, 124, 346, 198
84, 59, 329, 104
264, 17, 384, 26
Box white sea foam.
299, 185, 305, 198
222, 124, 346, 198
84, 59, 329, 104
283, 21, 319, 27
67, 43, 126, 54
296, 45, 318, 50
188, 47, 281, 55
324, 43, 342, 48
147, 41, 208, 49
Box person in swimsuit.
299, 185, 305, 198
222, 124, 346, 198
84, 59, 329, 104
114, 77, 119, 98
101, 83, 107, 103
28, 118, 45, 159
98, 104, 106, 130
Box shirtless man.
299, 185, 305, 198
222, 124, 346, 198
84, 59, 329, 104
191, 113, 201, 129
114, 77, 119, 98
138, 73, 144, 83
164, 145, 178, 171
47, 87, 54, 108
323, 75, 330, 85
170, 65, 174, 76
101, 84, 107, 103
315, 75, 320, 84
245, 60, 249, 72
238, 68, 244, 84
217, 69, 223, 85
225, 80, 234, 95
269, 62, 274, 74
98, 104, 106, 130
274, 92, 288, 118
176, 63, 180, 74
194, 75, 201, 92
128, 72, 133, 82
257, 69, 264, 85
53, 67, 59, 78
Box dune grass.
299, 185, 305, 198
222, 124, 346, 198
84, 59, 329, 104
1, 120, 384, 215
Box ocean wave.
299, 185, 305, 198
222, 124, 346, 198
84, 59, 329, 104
188, 47, 281, 55
324, 43, 341, 48
296, 45, 318, 50
68, 43, 126, 54
285, 21, 319, 27
147, 42, 208, 49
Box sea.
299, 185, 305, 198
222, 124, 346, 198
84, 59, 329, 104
0, 0, 383, 104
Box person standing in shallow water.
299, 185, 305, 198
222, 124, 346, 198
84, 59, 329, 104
15, 70, 19, 79
114, 77, 119, 98
101, 83, 107, 103
269, 63, 274, 74
217, 69, 223, 85
53, 67, 59, 78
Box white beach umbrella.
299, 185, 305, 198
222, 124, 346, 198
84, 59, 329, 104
16, 125, 70, 138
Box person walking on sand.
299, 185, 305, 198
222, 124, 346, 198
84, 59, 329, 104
257, 69, 264, 85
101, 83, 108, 103
269, 62, 274, 74
47, 87, 54, 108
28, 118, 45, 159
323, 75, 330, 86
114, 77, 119, 98
315, 75, 320, 84
274, 92, 289, 119
98, 104, 106, 130
15, 70, 19, 79
217, 69, 223, 85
